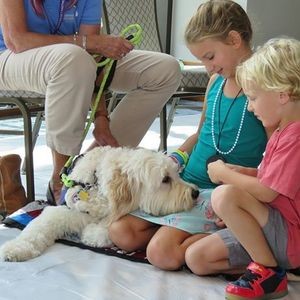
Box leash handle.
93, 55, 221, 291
120, 23, 142, 44
95, 24, 142, 67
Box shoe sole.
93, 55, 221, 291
225, 290, 288, 300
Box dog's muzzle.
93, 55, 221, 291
191, 189, 199, 199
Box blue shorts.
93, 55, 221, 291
131, 188, 219, 234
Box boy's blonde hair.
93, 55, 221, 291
236, 38, 300, 101
184, 0, 252, 45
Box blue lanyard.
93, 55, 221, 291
42, 0, 67, 34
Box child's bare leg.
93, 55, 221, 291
146, 226, 208, 270
212, 184, 277, 266
108, 215, 159, 251
185, 232, 245, 275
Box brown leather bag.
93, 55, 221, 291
0, 154, 27, 219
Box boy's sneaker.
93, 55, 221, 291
225, 262, 288, 300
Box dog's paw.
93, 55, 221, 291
0, 239, 41, 262
81, 223, 113, 247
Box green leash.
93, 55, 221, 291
61, 24, 142, 188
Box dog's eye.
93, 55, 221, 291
162, 176, 171, 184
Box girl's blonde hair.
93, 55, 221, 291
236, 38, 300, 101
184, 0, 252, 45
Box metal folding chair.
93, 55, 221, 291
0, 90, 45, 202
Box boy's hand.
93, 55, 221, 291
207, 159, 227, 184
215, 217, 226, 228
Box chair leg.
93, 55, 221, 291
10, 98, 35, 202
21, 111, 43, 174
107, 92, 119, 114
159, 105, 167, 152
32, 111, 43, 148
166, 97, 180, 136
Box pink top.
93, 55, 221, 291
258, 121, 300, 268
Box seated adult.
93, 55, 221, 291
0, 0, 181, 204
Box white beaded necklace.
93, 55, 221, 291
211, 79, 248, 155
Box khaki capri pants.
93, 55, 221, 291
0, 44, 181, 155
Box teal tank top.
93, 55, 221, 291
181, 76, 267, 189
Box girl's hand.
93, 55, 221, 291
93, 116, 119, 147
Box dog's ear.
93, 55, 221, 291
108, 169, 134, 220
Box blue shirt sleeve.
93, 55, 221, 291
80, 0, 102, 25
0, 0, 103, 50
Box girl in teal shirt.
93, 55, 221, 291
182, 75, 266, 189
131, 74, 266, 234
109, 0, 268, 271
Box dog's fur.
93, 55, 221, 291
0, 146, 198, 261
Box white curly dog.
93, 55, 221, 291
0, 146, 199, 262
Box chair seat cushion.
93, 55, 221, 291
180, 65, 209, 89
0, 90, 44, 98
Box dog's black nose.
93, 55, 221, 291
191, 189, 199, 199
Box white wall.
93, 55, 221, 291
171, 0, 204, 60
171, 0, 247, 60
246, 0, 300, 48
170, 0, 299, 60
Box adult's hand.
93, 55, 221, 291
93, 34, 133, 60
93, 116, 119, 147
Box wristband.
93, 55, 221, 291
169, 149, 189, 169
174, 149, 189, 165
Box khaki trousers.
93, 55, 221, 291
0, 44, 181, 155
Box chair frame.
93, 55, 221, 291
0, 96, 44, 202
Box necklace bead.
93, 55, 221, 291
211, 79, 248, 155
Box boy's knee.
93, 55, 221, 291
146, 237, 183, 271
185, 246, 208, 275
211, 184, 237, 215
